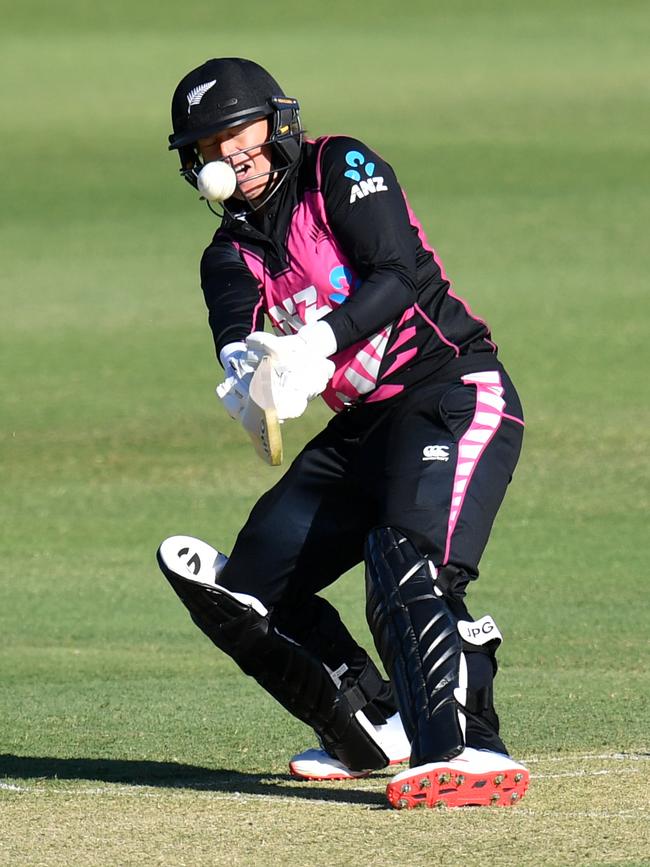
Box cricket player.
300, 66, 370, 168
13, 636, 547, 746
157, 57, 529, 809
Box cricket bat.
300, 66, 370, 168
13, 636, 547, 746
241, 355, 283, 466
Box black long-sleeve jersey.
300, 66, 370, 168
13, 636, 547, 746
201, 136, 499, 411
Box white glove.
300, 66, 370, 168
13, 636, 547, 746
246, 322, 337, 421
215, 341, 258, 421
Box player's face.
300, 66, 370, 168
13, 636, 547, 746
198, 118, 273, 201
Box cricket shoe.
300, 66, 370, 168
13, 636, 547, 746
386, 747, 529, 809
290, 712, 410, 781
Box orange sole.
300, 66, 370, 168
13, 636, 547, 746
386, 766, 530, 809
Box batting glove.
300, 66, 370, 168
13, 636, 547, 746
216, 341, 258, 422
246, 322, 337, 420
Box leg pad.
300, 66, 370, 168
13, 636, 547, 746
365, 527, 465, 764
158, 542, 390, 772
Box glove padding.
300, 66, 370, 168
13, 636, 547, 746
246, 330, 336, 421
216, 342, 257, 422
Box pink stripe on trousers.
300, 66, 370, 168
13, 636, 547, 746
442, 371, 505, 564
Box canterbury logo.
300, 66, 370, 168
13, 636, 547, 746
186, 80, 217, 113
422, 444, 450, 462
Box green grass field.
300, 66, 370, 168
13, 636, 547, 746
1, 1, 649, 864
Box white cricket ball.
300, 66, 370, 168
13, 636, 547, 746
197, 161, 237, 202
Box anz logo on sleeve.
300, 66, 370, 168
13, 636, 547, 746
344, 150, 388, 204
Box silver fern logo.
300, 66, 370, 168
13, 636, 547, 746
186, 80, 217, 114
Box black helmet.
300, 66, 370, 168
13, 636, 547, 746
168, 57, 302, 201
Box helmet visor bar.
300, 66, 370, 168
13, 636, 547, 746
169, 104, 275, 150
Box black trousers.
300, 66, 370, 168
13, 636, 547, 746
219, 367, 524, 609
214, 366, 524, 753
